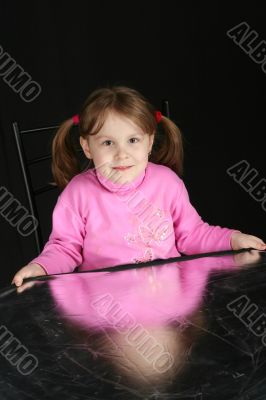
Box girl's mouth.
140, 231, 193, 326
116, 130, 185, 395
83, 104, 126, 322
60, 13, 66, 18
113, 166, 132, 171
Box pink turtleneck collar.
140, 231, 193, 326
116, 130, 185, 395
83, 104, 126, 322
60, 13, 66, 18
94, 163, 149, 193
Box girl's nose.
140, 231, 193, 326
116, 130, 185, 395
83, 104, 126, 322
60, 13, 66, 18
115, 147, 129, 158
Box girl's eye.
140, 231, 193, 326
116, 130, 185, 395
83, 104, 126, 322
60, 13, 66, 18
102, 138, 140, 146
102, 140, 112, 146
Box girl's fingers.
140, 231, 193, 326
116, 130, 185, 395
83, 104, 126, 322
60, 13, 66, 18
12, 264, 45, 287
252, 238, 266, 249
247, 236, 266, 249
253, 242, 266, 250
17, 281, 36, 294
13, 275, 23, 287
13, 268, 32, 287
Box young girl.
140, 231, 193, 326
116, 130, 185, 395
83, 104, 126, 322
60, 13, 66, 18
12, 86, 266, 287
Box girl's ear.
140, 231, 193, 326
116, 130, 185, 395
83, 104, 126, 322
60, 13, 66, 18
148, 133, 155, 153
80, 136, 92, 159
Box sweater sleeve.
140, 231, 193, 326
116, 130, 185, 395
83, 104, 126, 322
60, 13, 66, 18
172, 179, 240, 255
29, 196, 85, 275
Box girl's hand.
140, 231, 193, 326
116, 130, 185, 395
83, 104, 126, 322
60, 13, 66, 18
11, 263, 47, 288
231, 232, 266, 251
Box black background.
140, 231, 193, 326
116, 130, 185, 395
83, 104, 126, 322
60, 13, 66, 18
0, 1, 265, 286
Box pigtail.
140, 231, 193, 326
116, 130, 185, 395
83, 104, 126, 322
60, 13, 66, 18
51, 119, 80, 190
151, 116, 184, 177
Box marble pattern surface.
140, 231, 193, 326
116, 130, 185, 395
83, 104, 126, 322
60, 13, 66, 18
0, 249, 265, 399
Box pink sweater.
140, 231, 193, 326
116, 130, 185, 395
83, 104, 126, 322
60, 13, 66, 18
30, 162, 238, 274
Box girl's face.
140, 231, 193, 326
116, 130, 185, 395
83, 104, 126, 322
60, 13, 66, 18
80, 111, 154, 185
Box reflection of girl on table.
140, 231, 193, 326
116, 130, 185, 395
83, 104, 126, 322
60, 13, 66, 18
46, 254, 243, 390
48, 253, 241, 330
12, 86, 266, 287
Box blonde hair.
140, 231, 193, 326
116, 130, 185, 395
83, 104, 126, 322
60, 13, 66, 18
51, 85, 184, 190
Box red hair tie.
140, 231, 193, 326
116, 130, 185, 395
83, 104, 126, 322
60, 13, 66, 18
72, 114, 80, 125
155, 110, 162, 123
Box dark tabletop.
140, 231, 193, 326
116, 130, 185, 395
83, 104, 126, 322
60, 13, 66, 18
0, 249, 266, 400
